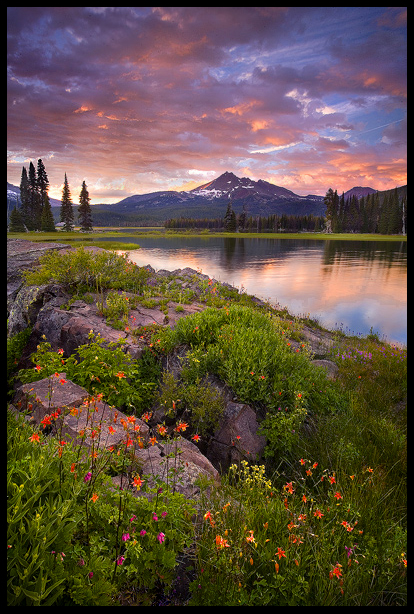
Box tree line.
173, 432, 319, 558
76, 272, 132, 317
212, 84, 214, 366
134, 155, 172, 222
8, 159, 93, 233
165, 200, 325, 232
324, 187, 407, 234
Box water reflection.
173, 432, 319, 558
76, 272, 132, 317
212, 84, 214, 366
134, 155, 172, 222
105, 236, 406, 345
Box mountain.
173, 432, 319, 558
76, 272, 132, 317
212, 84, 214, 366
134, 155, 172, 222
90, 172, 327, 224
343, 186, 376, 200
7, 182, 62, 207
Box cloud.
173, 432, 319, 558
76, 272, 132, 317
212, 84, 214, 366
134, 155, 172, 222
7, 7, 406, 202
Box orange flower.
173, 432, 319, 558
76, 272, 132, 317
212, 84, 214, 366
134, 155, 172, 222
334, 491, 342, 500
314, 509, 324, 519
149, 436, 157, 446
116, 372, 126, 379
133, 475, 144, 490
276, 547, 286, 560
90, 493, 99, 503
192, 433, 201, 442
215, 535, 230, 549
29, 432, 40, 443
108, 426, 116, 434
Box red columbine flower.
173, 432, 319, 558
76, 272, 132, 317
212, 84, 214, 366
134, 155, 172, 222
29, 432, 40, 443
215, 535, 230, 549
334, 491, 342, 500
116, 372, 126, 379
192, 433, 201, 442
329, 563, 342, 579
276, 547, 286, 560
314, 509, 324, 518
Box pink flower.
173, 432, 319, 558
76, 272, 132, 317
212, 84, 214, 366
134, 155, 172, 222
157, 532, 165, 544
88, 571, 94, 579
140, 529, 147, 536
116, 555, 125, 566
122, 533, 130, 542
84, 472, 92, 483
152, 513, 158, 521
161, 511, 168, 518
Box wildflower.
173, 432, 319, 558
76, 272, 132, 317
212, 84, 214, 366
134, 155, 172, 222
149, 436, 157, 446
192, 433, 201, 442
84, 471, 92, 483
133, 475, 144, 490
246, 530, 255, 544
108, 425, 116, 434
175, 421, 189, 432
29, 432, 40, 443
70, 463, 76, 473
122, 533, 130, 542
314, 509, 324, 519
329, 563, 342, 579
302, 494, 307, 503
35, 364, 42, 372
91, 493, 99, 503
130, 515, 137, 522
157, 532, 165, 544
140, 529, 147, 536
116, 555, 125, 566
41, 415, 52, 429
299, 458, 306, 465
334, 491, 342, 500
276, 547, 286, 560
161, 511, 168, 518
88, 571, 94, 579
116, 372, 126, 379
215, 535, 230, 549
328, 474, 336, 484
284, 481, 294, 495
157, 424, 167, 436
152, 513, 158, 521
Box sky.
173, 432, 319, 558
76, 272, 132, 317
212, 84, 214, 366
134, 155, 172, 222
7, 6, 406, 204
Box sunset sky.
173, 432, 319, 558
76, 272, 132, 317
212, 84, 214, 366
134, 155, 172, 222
7, 7, 406, 204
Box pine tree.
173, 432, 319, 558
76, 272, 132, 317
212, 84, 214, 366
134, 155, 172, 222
8, 206, 26, 232
78, 180, 93, 231
223, 200, 236, 231
19, 166, 31, 229
27, 162, 42, 230
40, 193, 56, 231
60, 174, 74, 231
36, 159, 49, 210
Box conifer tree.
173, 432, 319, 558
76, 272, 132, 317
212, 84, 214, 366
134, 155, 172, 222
27, 162, 41, 230
224, 200, 236, 231
36, 159, 49, 210
19, 166, 31, 229
8, 206, 26, 232
40, 193, 56, 231
60, 173, 75, 231
78, 180, 93, 231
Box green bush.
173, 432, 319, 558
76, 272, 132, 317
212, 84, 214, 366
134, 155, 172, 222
23, 247, 149, 294
154, 304, 346, 457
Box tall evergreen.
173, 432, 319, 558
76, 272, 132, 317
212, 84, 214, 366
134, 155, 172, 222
27, 162, 41, 230
40, 193, 56, 232
60, 174, 75, 231
223, 200, 236, 231
8, 206, 26, 232
36, 158, 49, 210
19, 166, 31, 229
78, 181, 93, 231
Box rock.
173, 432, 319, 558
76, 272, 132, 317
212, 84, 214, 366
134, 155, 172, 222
207, 402, 266, 472
7, 283, 69, 337
13, 373, 89, 425
311, 359, 339, 380
132, 435, 219, 499
62, 399, 149, 450
7, 238, 68, 306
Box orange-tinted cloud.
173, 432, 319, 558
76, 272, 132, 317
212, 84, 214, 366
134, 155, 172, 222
7, 7, 406, 202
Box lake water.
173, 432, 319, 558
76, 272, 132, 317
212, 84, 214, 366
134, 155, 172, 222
105, 235, 406, 345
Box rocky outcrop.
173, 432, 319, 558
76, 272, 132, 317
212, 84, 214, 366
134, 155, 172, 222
12, 373, 218, 499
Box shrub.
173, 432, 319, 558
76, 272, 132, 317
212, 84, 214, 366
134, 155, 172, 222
154, 304, 346, 457
23, 247, 149, 294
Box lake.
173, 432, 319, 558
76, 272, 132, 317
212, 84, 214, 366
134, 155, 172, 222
103, 235, 406, 345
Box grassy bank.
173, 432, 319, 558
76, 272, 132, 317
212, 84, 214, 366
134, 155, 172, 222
7, 247, 406, 605
8, 229, 407, 243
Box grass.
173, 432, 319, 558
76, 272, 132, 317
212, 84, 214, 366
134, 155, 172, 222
8, 229, 406, 243
7, 246, 407, 605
